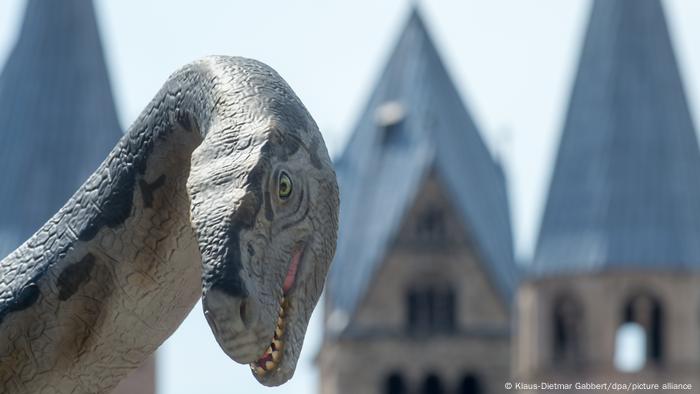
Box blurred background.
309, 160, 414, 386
2, 0, 700, 393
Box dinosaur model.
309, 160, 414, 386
0, 56, 339, 393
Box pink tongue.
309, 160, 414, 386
283, 250, 302, 293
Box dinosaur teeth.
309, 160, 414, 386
250, 297, 287, 377
275, 326, 283, 338
279, 299, 286, 317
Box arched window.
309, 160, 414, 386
422, 373, 444, 394
459, 374, 482, 394
615, 293, 663, 371
552, 294, 583, 364
385, 372, 406, 394
407, 284, 456, 334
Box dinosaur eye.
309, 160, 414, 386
278, 172, 293, 199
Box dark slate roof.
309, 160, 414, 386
326, 9, 516, 334
533, 0, 700, 275
0, 0, 121, 257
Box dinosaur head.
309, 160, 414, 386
186, 58, 339, 386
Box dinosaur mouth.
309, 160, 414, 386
249, 247, 303, 377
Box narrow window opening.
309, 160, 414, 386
407, 284, 456, 335
459, 374, 482, 394
422, 373, 444, 394
615, 293, 663, 372
439, 288, 456, 332
408, 290, 419, 330
552, 294, 583, 364
385, 372, 406, 394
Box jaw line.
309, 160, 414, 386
250, 244, 306, 381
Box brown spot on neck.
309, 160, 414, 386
57, 253, 96, 301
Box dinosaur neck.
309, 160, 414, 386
0, 63, 222, 393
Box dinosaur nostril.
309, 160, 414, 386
239, 298, 255, 327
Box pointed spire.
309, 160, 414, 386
534, 0, 700, 274
0, 0, 122, 257
327, 8, 515, 334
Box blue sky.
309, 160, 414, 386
2, 1, 700, 393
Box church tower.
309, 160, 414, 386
0, 1, 153, 392
320, 9, 517, 394
0, 0, 122, 258
517, 0, 700, 389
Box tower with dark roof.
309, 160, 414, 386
0, 0, 153, 392
319, 9, 516, 393
517, 0, 700, 386
0, 0, 122, 258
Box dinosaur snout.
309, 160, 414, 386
202, 287, 266, 364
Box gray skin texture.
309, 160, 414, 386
0, 56, 339, 393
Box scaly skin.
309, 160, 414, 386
0, 56, 339, 393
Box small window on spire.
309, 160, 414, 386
417, 205, 445, 241
375, 101, 405, 145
